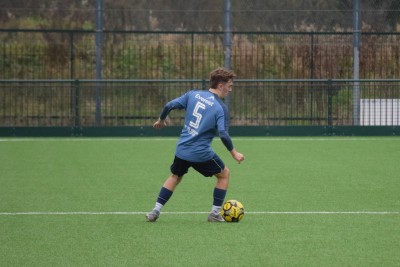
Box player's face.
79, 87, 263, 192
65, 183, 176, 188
219, 79, 233, 98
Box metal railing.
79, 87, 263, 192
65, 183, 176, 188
1, 79, 399, 128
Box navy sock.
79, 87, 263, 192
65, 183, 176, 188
156, 187, 173, 205
213, 187, 227, 206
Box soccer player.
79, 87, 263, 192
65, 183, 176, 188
146, 67, 245, 222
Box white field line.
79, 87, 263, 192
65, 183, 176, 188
1, 137, 400, 142
0, 211, 399, 216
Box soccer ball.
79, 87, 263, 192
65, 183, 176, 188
220, 200, 244, 222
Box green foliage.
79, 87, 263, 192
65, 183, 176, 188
82, 21, 94, 31
1, 31, 400, 79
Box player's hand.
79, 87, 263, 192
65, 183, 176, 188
153, 119, 167, 129
231, 149, 245, 164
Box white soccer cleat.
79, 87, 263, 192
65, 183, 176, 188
146, 209, 160, 222
207, 212, 225, 222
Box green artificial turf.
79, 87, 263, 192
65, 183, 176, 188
1, 137, 399, 266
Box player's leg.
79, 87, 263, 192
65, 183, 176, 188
155, 174, 183, 210
146, 156, 189, 222
146, 174, 182, 222
192, 155, 229, 222
215, 166, 230, 190
163, 174, 183, 191
208, 166, 230, 222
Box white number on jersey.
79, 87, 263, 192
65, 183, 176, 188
189, 101, 206, 129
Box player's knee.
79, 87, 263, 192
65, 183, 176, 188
172, 174, 183, 184
224, 167, 230, 178
164, 174, 182, 190
216, 167, 230, 180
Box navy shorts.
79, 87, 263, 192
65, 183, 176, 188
170, 155, 225, 177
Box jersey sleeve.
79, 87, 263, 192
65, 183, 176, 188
219, 130, 234, 151
216, 104, 234, 151
159, 92, 190, 119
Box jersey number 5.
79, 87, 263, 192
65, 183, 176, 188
189, 101, 206, 129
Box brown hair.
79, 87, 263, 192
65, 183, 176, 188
209, 67, 236, 89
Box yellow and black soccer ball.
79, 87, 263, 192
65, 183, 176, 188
220, 200, 244, 222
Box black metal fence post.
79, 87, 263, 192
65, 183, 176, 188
69, 32, 75, 80
74, 79, 81, 136
327, 79, 333, 126
201, 79, 207, 90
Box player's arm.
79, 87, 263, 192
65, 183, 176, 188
153, 93, 188, 129
219, 130, 233, 151
219, 130, 245, 164
230, 148, 245, 164
153, 118, 167, 129
217, 104, 245, 164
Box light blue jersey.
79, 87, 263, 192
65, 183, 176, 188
160, 90, 233, 162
